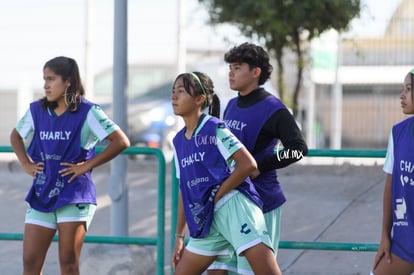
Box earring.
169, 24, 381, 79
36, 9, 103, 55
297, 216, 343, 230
64, 87, 69, 106
64, 88, 77, 106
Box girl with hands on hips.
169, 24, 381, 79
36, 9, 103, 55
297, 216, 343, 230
10, 56, 130, 275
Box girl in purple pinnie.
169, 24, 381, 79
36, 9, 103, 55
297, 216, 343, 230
372, 69, 414, 275
10, 56, 130, 274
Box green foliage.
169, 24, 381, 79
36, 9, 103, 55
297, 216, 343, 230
199, 0, 361, 114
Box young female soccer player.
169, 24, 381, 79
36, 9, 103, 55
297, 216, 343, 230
170, 71, 280, 275
372, 69, 414, 275
10, 56, 130, 274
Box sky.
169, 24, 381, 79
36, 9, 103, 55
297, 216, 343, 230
0, 0, 403, 90
348, 0, 402, 38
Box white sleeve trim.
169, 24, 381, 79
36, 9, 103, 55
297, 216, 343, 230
383, 130, 394, 174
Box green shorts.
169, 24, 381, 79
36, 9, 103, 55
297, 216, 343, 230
264, 206, 282, 257
208, 206, 282, 275
25, 203, 96, 231
186, 190, 273, 273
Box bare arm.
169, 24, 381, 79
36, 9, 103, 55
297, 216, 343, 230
84, 128, 130, 168
172, 191, 187, 270
214, 146, 257, 203
175, 191, 187, 237
59, 129, 130, 182
10, 128, 43, 177
381, 174, 393, 243
373, 173, 393, 269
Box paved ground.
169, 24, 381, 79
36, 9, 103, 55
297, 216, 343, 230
277, 160, 384, 275
0, 154, 385, 274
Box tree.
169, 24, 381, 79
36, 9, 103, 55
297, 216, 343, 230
198, 0, 361, 116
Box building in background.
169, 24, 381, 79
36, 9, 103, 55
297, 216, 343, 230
1, 0, 413, 153
309, 0, 413, 149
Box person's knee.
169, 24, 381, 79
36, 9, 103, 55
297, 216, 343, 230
207, 270, 228, 275
23, 253, 44, 273
243, 243, 280, 275
59, 253, 79, 274
373, 253, 414, 275
59, 260, 79, 275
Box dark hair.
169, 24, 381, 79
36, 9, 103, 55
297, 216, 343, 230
410, 69, 414, 88
41, 56, 85, 112
224, 42, 273, 86
174, 71, 220, 118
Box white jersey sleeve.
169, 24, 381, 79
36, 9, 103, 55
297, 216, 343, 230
15, 108, 34, 143
81, 105, 120, 150
173, 147, 180, 179
216, 125, 244, 160
383, 130, 394, 174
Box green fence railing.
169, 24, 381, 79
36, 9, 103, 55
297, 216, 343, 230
306, 149, 386, 158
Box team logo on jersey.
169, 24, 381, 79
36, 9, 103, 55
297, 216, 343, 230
394, 197, 408, 227
180, 152, 205, 168
48, 187, 60, 198
240, 223, 251, 235
76, 204, 86, 210
224, 120, 247, 132
399, 160, 414, 186
39, 130, 71, 141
